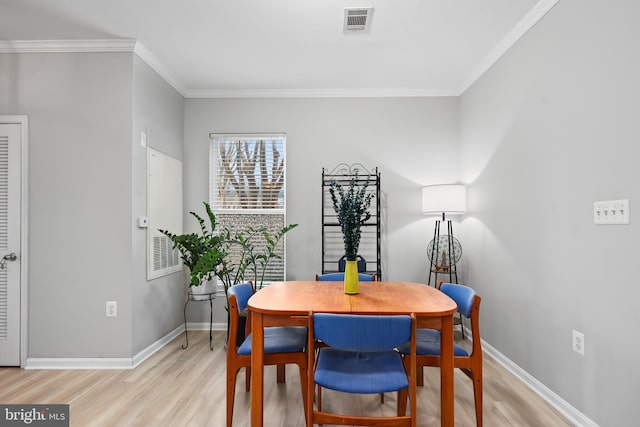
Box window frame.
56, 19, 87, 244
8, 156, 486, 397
208, 133, 289, 288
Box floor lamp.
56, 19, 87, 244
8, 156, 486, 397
422, 184, 466, 287
422, 184, 466, 337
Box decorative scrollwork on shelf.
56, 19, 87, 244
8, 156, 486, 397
325, 163, 376, 177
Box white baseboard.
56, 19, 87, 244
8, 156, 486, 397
25, 357, 134, 370
131, 325, 185, 368
25, 323, 227, 370
185, 322, 227, 332
480, 338, 599, 427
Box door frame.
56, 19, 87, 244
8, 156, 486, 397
0, 115, 29, 367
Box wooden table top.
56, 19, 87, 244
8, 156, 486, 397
248, 281, 457, 317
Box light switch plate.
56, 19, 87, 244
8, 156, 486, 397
594, 199, 629, 224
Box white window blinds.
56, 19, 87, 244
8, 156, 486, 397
210, 135, 285, 211
209, 134, 288, 283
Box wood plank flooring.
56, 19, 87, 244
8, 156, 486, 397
0, 331, 574, 426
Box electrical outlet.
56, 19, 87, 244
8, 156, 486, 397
572, 330, 585, 356
106, 301, 118, 318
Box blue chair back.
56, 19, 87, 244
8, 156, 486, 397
313, 313, 411, 351
316, 272, 375, 281
227, 283, 254, 313
440, 283, 476, 318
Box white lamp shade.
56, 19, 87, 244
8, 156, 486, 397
422, 184, 466, 215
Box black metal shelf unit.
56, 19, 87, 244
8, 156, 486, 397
321, 164, 381, 279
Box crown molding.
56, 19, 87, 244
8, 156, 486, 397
0, 38, 137, 53
0, 0, 560, 100
0, 39, 186, 96
132, 41, 186, 96
185, 87, 458, 99
456, 0, 561, 96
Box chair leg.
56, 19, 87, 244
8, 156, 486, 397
417, 366, 424, 387
472, 369, 483, 427
244, 366, 251, 392
277, 363, 286, 383
298, 363, 309, 421
317, 385, 323, 412
227, 367, 240, 427
397, 389, 408, 416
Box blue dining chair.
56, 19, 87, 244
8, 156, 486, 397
315, 272, 377, 281
306, 312, 417, 426
397, 282, 483, 426
226, 283, 309, 427
314, 271, 381, 399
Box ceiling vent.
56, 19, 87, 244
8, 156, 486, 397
344, 7, 373, 32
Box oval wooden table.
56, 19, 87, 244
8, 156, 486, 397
248, 281, 458, 427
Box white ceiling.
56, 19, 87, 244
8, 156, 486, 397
0, 0, 558, 97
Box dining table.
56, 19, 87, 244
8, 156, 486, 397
247, 280, 458, 427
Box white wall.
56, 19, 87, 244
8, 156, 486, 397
0, 52, 134, 357
131, 56, 185, 354
184, 97, 459, 322
459, 1, 640, 425
3, 4, 633, 421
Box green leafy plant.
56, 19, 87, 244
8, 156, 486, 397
216, 223, 299, 296
329, 172, 373, 261
159, 202, 226, 287
160, 201, 298, 312
244, 223, 299, 290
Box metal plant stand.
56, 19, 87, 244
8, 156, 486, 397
182, 291, 216, 350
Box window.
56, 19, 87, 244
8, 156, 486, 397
209, 133, 288, 282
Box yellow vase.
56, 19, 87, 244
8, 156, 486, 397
344, 260, 359, 294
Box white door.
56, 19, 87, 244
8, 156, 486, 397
0, 123, 22, 366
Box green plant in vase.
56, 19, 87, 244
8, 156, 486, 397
159, 202, 226, 290
216, 222, 298, 347
329, 171, 373, 294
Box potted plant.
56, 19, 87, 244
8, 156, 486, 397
161, 201, 298, 345
159, 202, 226, 297
216, 222, 298, 346
329, 171, 373, 294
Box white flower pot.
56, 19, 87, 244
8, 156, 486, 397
189, 276, 217, 301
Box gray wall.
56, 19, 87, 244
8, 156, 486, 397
3, 1, 635, 422
459, 1, 640, 425
184, 97, 460, 323
131, 56, 185, 354
0, 52, 134, 357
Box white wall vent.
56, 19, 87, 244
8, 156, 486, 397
344, 7, 373, 32
147, 148, 183, 280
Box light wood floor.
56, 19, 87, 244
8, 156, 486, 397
0, 331, 573, 426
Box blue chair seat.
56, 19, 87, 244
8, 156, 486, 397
238, 326, 307, 355
307, 313, 417, 425
397, 328, 469, 357
315, 347, 409, 394
316, 272, 375, 281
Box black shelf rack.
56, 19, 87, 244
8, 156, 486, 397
321, 164, 381, 279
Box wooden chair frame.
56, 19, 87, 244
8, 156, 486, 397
306, 311, 417, 427
400, 283, 483, 426
226, 289, 308, 427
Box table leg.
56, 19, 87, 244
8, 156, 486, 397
440, 315, 454, 427
251, 311, 265, 426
